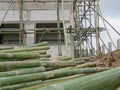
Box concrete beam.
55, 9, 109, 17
0, 0, 74, 3
0, 2, 73, 10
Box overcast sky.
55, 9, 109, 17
99, 0, 120, 50
100, 0, 120, 18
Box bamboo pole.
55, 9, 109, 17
76, 61, 99, 68
29, 50, 47, 54
57, 0, 62, 56
58, 56, 72, 61
0, 67, 46, 77
40, 54, 51, 58
18, 75, 83, 90
94, 0, 100, 55
62, 0, 68, 50
35, 67, 120, 90
1, 46, 49, 53
0, 52, 40, 60
0, 80, 42, 90
1, 75, 82, 90
25, 41, 48, 47
18, 0, 24, 47
0, 47, 14, 50
0, 60, 86, 71
0, 67, 110, 86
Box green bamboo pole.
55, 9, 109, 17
34, 67, 120, 90
25, 58, 50, 61
1, 75, 82, 90
58, 56, 72, 61
18, 75, 83, 90
0, 52, 40, 60
25, 41, 48, 47
0, 47, 14, 50
1, 46, 49, 53
0, 67, 110, 86
0, 60, 85, 71
12, 50, 47, 55
0, 58, 50, 62
0, 67, 46, 77
31, 50, 47, 54
0, 80, 42, 90
40, 54, 51, 58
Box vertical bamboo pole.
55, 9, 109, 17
62, 0, 68, 51
94, 0, 100, 56
88, 1, 93, 55
57, 0, 62, 56
79, 2, 83, 57
18, 0, 24, 47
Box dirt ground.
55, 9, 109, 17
90, 50, 120, 67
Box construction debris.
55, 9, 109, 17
90, 50, 120, 67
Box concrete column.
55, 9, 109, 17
91, 48, 95, 56
66, 33, 75, 58
83, 49, 88, 57
24, 23, 35, 45
108, 42, 112, 52
117, 39, 120, 49
102, 45, 105, 54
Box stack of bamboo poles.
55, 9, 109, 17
0, 42, 119, 90
0, 41, 50, 61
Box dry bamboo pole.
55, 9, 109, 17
32, 50, 47, 54
61, 61, 99, 70
73, 57, 89, 61
76, 61, 99, 68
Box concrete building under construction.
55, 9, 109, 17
0, 0, 76, 57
